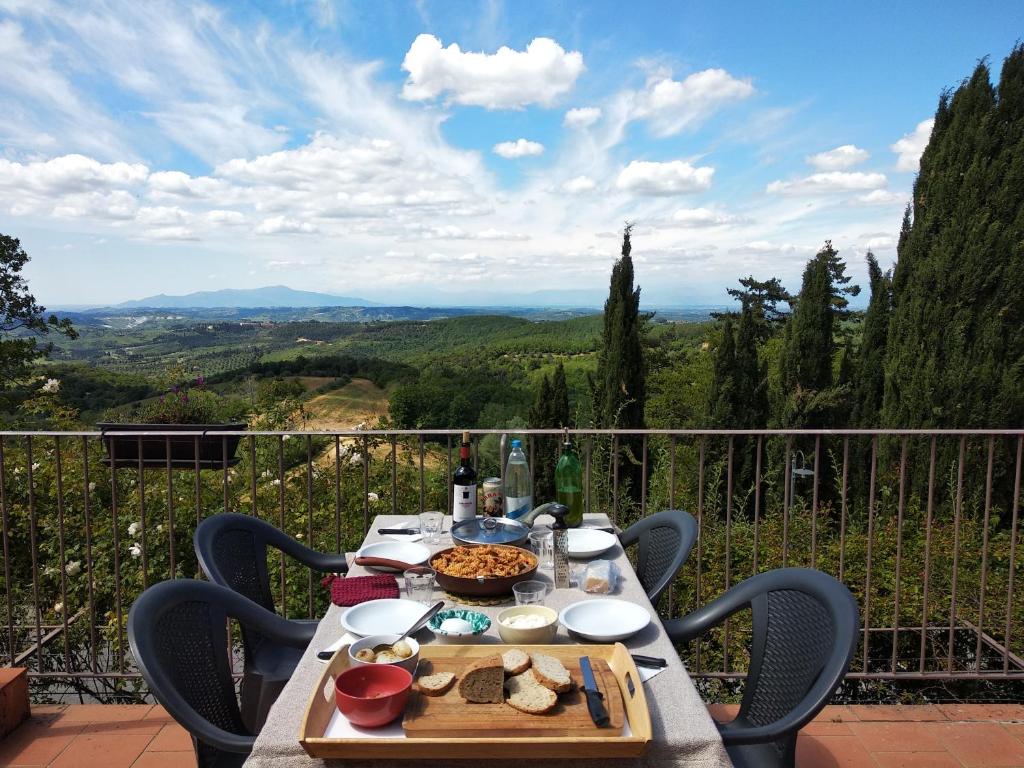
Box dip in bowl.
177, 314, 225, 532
496, 605, 559, 644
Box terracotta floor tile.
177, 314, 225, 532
849, 722, 946, 753
850, 705, 948, 722
819, 705, 862, 723
146, 724, 192, 751
48, 733, 153, 768
77, 719, 164, 736
0, 718, 86, 766
939, 704, 1024, 723
57, 705, 154, 723
797, 733, 880, 768
143, 705, 175, 723
131, 751, 198, 768
804, 720, 855, 735
873, 753, 963, 768
1003, 723, 1024, 743
934, 722, 1024, 767
29, 705, 67, 717
706, 703, 739, 723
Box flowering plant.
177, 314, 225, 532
106, 370, 246, 425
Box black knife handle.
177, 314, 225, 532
631, 654, 667, 668
584, 688, 610, 727
377, 528, 418, 534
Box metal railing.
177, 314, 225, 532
0, 428, 1021, 700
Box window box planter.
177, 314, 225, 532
96, 423, 247, 470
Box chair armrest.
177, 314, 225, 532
663, 587, 749, 643
234, 597, 319, 649
275, 536, 349, 575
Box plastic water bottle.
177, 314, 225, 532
503, 439, 533, 519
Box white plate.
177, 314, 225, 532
559, 598, 651, 642
567, 528, 618, 559
340, 599, 428, 637
356, 541, 431, 572
383, 520, 423, 543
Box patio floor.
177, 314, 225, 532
1, 703, 1023, 767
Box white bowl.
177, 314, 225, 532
559, 598, 650, 642
348, 634, 420, 674
357, 541, 431, 572
341, 599, 430, 637
496, 605, 559, 644
567, 528, 618, 559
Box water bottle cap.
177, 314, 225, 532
510, 439, 522, 449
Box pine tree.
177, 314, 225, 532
851, 252, 891, 426
593, 223, 646, 503
884, 46, 1024, 428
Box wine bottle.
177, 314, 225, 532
452, 431, 478, 522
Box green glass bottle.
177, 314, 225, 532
555, 437, 584, 528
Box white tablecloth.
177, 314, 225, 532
244, 514, 731, 767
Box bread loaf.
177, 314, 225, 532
458, 655, 504, 703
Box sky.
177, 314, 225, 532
1, 1, 1022, 308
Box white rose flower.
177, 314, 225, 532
271, 478, 281, 486
41, 378, 60, 393
53, 601, 64, 613
31, 463, 40, 472
367, 492, 380, 503
128, 522, 141, 537
88, 482, 97, 493
129, 543, 142, 558
282, 434, 291, 441
65, 561, 81, 577
156, 524, 164, 533
349, 453, 364, 465
296, 532, 304, 539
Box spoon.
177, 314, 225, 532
372, 599, 445, 654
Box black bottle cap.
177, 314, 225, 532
547, 503, 569, 529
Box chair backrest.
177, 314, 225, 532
618, 509, 698, 608
128, 580, 255, 767
737, 569, 858, 731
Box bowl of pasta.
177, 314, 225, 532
429, 544, 539, 596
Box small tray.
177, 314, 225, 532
299, 643, 652, 760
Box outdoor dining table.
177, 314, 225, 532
244, 513, 732, 767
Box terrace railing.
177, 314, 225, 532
0, 428, 1021, 701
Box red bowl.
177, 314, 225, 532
335, 664, 413, 728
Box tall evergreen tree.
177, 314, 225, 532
550, 362, 570, 429
529, 363, 573, 501
592, 224, 646, 502
734, 301, 767, 429
851, 251, 892, 426
708, 318, 737, 427
716, 276, 792, 344
884, 47, 1024, 429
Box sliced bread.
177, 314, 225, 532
529, 652, 572, 693
416, 671, 456, 697
458, 655, 504, 703
501, 648, 531, 676
504, 669, 558, 714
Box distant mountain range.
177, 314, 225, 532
113, 285, 378, 309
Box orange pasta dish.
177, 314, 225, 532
431, 545, 536, 579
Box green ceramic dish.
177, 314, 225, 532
427, 609, 491, 643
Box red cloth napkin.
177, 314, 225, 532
322, 574, 399, 607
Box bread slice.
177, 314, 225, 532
529, 652, 572, 693
458, 655, 504, 703
416, 671, 456, 697
501, 648, 531, 676
505, 669, 558, 714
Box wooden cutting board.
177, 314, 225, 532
403, 653, 625, 738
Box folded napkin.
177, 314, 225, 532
323, 574, 399, 606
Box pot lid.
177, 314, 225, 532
451, 516, 530, 546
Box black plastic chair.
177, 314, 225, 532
665, 567, 859, 768
128, 579, 313, 768
193, 513, 348, 730
618, 509, 698, 608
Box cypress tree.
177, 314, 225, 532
851, 252, 892, 426
551, 362, 570, 429
734, 301, 767, 429
708, 318, 737, 427
782, 247, 835, 396
884, 47, 1024, 428
528, 374, 556, 501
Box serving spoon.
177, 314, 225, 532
353, 555, 421, 571
371, 599, 445, 654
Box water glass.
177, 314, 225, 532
528, 527, 554, 570
404, 566, 436, 604
513, 579, 548, 606
419, 511, 443, 545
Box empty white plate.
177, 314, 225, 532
567, 528, 618, 559
559, 598, 651, 642
356, 541, 431, 572
341, 599, 428, 637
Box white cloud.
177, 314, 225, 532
400, 34, 584, 109
564, 107, 601, 128
766, 171, 887, 195
863, 234, 895, 250
630, 69, 754, 137
136, 205, 189, 227
616, 160, 714, 196
493, 139, 544, 158
255, 216, 318, 235
563, 175, 597, 194
854, 189, 902, 205
806, 144, 869, 170
205, 209, 246, 224
731, 241, 816, 256
143, 226, 198, 241
0, 154, 148, 195
891, 118, 934, 171
475, 228, 529, 241
671, 207, 738, 227
51, 190, 138, 220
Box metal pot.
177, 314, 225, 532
450, 516, 531, 548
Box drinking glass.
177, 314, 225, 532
528, 527, 554, 570
419, 511, 443, 545
404, 566, 436, 604
513, 579, 548, 606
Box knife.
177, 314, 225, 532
377, 528, 420, 535
579, 656, 611, 728
631, 654, 667, 668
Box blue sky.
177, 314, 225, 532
1, 0, 1022, 307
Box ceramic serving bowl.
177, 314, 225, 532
334, 664, 412, 728
495, 605, 559, 644
347, 634, 420, 674
429, 544, 538, 596
427, 608, 491, 643
558, 598, 651, 642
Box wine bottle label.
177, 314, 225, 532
453, 483, 477, 522
504, 495, 533, 519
